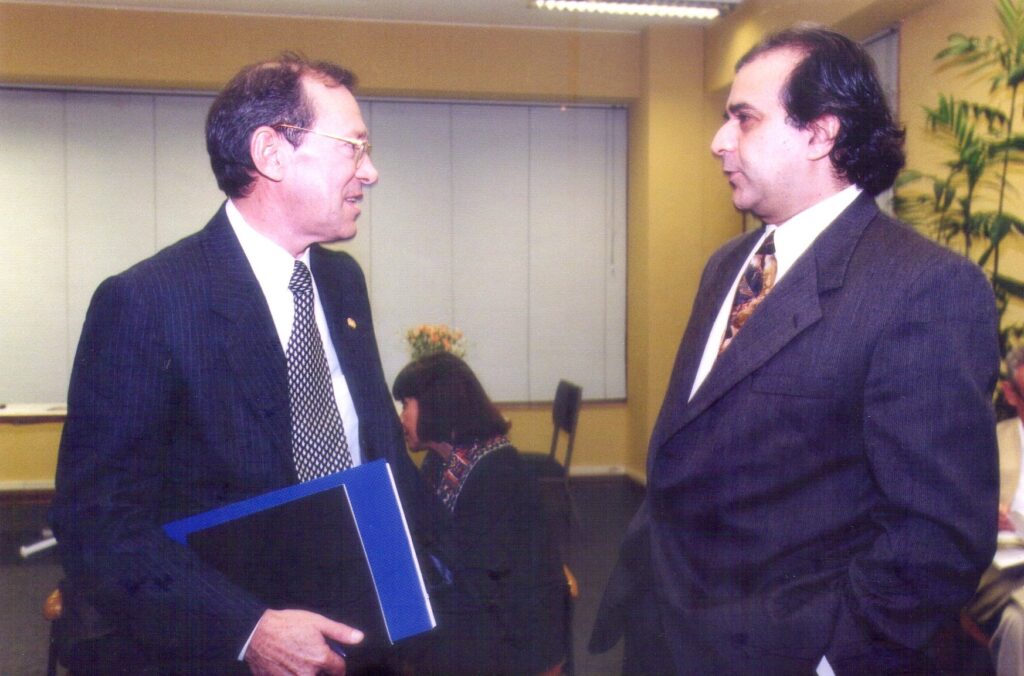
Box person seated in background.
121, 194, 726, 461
392, 352, 568, 675
968, 345, 1024, 675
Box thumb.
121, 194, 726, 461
319, 617, 365, 646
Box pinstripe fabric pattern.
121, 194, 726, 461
51, 205, 430, 668
597, 193, 1001, 673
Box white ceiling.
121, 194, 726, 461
18, 0, 743, 32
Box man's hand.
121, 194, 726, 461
244, 608, 364, 675
999, 504, 1016, 532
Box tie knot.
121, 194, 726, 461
759, 230, 776, 256
289, 260, 313, 295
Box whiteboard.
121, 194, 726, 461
0, 88, 626, 403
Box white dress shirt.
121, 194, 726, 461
226, 200, 363, 466
1010, 419, 1024, 516
227, 200, 367, 660
689, 185, 863, 401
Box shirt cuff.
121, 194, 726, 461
238, 613, 266, 661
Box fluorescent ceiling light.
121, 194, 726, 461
531, 0, 735, 20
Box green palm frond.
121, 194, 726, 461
908, 0, 1024, 354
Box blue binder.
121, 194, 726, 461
164, 459, 435, 643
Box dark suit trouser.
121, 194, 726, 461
621, 581, 674, 675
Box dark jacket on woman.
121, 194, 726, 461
409, 442, 568, 675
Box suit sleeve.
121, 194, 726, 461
51, 274, 266, 660
832, 255, 1000, 657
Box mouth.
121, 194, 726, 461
344, 194, 363, 205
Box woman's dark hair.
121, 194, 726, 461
392, 352, 510, 446
737, 25, 905, 195
205, 52, 357, 199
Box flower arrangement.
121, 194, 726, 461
405, 323, 466, 360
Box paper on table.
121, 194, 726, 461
994, 547, 1024, 570
994, 511, 1024, 570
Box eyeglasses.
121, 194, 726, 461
274, 123, 372, 167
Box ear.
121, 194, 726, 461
249, 126, 289, 183
806, 114, 840, 162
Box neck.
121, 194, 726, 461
233, 192, 307, 258
768, 180, 854, 226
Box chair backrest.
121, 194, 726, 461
548, 380, 583, 468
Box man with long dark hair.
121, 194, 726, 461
592, 25, 999, 674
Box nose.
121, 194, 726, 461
710, 120, 734, 157
357, 154, 379, 186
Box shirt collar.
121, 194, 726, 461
226, 200, 310, 291
769, 184, 862, 278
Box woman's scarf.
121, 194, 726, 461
423, 435, 511, 512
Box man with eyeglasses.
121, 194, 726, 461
52, 53, 432, 675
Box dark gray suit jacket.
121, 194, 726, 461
593, 194, 1000, 674
51, 205, 431, 669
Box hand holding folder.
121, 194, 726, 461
163, 459, 435, 647
245, 607, 362, 674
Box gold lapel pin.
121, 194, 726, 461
347, 317, 357, 329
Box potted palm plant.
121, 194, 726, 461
895, 0, 1024, 352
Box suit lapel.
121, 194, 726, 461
309, 247, 377, 456
647, 231, 759, 455
682, 257, 822, 424
311, 249, 356, 387
203, 206, 292, 464
651, 193, 879, 452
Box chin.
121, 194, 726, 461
328, 224, 359, 242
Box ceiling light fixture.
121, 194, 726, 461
531, 0, 740, 21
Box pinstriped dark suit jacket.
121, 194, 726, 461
51, 204, 430, 667
594, 193, 1001, 674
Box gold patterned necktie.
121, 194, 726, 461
720, 231, 777, 354
286, 260, 353, 481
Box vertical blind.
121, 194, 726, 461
0, 88, 627, 404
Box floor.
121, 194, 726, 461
0, 476, 644, 676
0, 500, 62, 676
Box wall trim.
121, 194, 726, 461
0, 480, 55, 492
570, 464, 646, 486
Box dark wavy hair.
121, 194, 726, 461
392, 352, 510, 446
737, 25, 905, 195
205, 52, 357, 199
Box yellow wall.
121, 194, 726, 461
5, 0, 996, 489
704, 0, 936, 92
0, 3, 639, 101
626, 25, 718, 472
0, 422, 63, 490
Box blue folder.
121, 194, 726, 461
164, 459, 435, 643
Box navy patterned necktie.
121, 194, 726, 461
286, 260, 352, 481
720, 231, 777, 354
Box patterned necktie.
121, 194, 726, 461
720, 231, 777, 354
286, 260, 353, 481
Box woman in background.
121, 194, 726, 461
392, 352, 568, 675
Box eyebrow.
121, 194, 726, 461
723, 102, 756, 120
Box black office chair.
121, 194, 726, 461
520, 380, 582, 525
